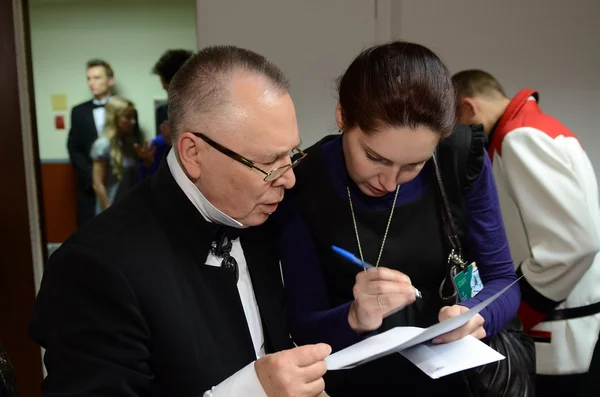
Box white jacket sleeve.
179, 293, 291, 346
501, 127, 600, 306
203, 362, 268, 397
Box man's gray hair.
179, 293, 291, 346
168, 45, 290, 140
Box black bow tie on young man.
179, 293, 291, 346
92, 103, 105, 109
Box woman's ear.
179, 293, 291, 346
335, 102, 344, 131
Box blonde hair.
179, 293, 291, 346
102, 96, 135, 180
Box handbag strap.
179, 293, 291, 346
431, 151, 465, 268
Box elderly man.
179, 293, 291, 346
30, 46, 330, 397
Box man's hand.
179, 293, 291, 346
255, 344, 331, 397
433, 305, 486, 344
349, 267, 416, 333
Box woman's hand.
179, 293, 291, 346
348, 267, 416, 333
432, 305, 486, 344
134, 141, 156, 167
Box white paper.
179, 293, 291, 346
399, 335, 505, 379
325, 327, 423, 370
325, 277, 519, 371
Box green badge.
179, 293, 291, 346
452, 262, 484, 302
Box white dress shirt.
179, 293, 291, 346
92, 97, 109, 136
166, 150, 268, 397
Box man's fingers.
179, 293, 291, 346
300, 360, 328, 383
303, 378, 326, 397
290, 344, 331, 367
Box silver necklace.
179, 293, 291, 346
346, 184, 400, 268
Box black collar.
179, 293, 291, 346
150, 155, 223, 263
484, 120, 500, 150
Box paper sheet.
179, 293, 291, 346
399, 335, 505, 379
325, 277, 518, 372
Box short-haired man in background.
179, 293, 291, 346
453, 69, 600, 397
153, 49, 193, 139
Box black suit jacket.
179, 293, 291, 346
67, 100, 98, 192
29, 159, 293, 396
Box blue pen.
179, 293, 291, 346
331, 245, 422, 299
332, 245, 374, 269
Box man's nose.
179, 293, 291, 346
274, 167, 296, 190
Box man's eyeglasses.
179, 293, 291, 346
192, 132, 307, 182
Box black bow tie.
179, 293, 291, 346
93, 103, 105, 109
212, 225, 243, 283
213, 225, 242, 254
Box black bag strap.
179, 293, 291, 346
432, 124, 479, 268
432, 151, 462, 253
432, 151, 467, 270
432, 149, 469, 305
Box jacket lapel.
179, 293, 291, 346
82, 100, 99, 137
242, 224, 290, 353
149, 159, 257, 373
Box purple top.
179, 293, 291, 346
277, 136, 520, 352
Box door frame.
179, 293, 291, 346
1, 0, 47, 395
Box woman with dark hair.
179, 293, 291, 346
274, 41, 520, 396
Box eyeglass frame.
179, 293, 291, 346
191, 132, 307, 182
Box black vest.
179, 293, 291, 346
289, 125, 483, 396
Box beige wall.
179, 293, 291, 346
195, 0, 380, 147
392, 0, 600, 174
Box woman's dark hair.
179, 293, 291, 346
338, 41, 456, 138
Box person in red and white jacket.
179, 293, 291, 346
453, 70, 600, 397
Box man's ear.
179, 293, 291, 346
107, 76, 115, 88
176, 132, 203, 180
458, 97, 480, 123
